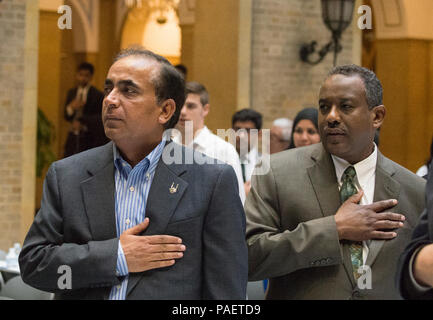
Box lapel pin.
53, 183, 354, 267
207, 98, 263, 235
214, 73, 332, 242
169, 182, 179, 194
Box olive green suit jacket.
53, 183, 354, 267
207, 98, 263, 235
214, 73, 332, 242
246, 143, 425, 299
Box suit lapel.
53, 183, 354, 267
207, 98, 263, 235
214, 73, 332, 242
306, 146, 356, 284
306, 145, 341, 217
365, 152, 400, 268
81, 142, 117, 241
126, 144, 188, 296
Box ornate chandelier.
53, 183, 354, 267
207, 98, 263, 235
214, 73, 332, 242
124, 0, 180, 24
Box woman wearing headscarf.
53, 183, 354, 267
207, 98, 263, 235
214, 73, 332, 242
289, 107, 320, 149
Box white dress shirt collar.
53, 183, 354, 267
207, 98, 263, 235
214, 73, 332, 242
332, 143, 378, 187
191, 126, 211, 150
240, 147, 259, 163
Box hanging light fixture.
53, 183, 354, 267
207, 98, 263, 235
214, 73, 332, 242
300, 0, 355, 66
124, 0, 180, 24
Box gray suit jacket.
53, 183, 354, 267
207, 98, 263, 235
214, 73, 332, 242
246, 143, 425, 299
19, 141, 248, 300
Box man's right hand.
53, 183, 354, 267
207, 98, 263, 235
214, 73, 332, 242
69, 98, 84, 110
335, 191, 405, 241
119, 218, 186, 273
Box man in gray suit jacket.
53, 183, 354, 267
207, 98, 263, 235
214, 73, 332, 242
19, 48, 247, 300
246, 65, 425, 299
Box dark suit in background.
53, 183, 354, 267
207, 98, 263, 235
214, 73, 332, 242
64, 86, 108, 153
396, 169, 433, 299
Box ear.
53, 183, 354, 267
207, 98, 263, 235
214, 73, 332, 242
202, 103, 210, 117
371, 105, 385, 129
158, 99, 176, 126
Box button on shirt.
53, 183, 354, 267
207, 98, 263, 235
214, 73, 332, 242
331, 144, 378, 265
108, 139, 166, 300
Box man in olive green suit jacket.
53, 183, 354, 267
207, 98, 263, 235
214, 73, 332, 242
246, 65, 426, 299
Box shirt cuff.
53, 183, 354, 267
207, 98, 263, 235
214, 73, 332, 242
116, 241, 129, 277
408, 245, 432, 293
66, 105, 74, 117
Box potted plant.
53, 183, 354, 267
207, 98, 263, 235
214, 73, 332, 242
36, 108, 56, 177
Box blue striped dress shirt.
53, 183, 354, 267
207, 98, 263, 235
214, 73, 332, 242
108, 139, 166, 300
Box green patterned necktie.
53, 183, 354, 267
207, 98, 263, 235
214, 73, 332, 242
340, 166, 363, 281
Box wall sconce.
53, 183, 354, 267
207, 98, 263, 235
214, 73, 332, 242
300, 0, 355, 66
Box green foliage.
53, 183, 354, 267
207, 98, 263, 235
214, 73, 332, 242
36, 108, 56, 177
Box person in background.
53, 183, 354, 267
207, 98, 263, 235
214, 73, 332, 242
173, 81, 246, 204
269, 118, 292, 154
396, 168, 433, 299
63, 116, 89, 158
232, 108, 263, 196
289, 108, 320, 149
63, 62, 108, 157
174, 64, 187, 79
416, 136, 433, 179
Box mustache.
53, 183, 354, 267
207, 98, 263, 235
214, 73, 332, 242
322, 126, 346, 135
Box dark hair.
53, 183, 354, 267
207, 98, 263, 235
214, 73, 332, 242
114, 47, 186, 129
327, 64, 383, 109
77, 62, 94, 75
185, 81, 209, 106
232, 109, 263, 130
289, 108, 319, 149
174, 64, 187, 78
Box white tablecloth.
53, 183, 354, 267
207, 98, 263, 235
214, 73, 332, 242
0, 260, 20, 274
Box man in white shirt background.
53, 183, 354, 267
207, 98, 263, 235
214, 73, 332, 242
232, 108, 263, 197
173, 81, 245, 204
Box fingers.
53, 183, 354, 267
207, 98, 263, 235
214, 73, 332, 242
145, 260, 176, 271
370, 230, 398, 240
148, 244, 186, 253
372, 219, 404, 230
122, 218, 150, 235
367, 199, 398, 213
346, 191, 364, 204
146, 235, 183, 244
149, 251, 184, 261
375, 212, 405, 222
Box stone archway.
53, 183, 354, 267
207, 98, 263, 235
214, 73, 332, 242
119, 3, 182, 65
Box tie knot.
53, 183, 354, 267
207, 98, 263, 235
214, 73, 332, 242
342, 166, 356, 181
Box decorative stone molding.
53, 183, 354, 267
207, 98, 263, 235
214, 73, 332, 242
115, 0, 130, 40
69, 0, 100, 52
371, 0, 433, 40
178, 0, 195, 26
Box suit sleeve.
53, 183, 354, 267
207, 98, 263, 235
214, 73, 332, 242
396, 209, 433, 299
245, 161, 343, 281
202, 165, 248, 299
64, 89, 76, 122
81, 88, 107, 148
19, 163, 121, 293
